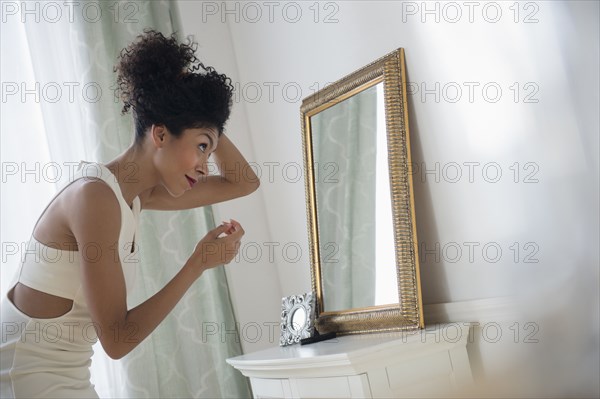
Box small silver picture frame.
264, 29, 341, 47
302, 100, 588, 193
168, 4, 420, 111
279, 292, 316, 346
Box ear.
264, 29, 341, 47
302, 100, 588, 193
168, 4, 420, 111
150, 124, 168, 148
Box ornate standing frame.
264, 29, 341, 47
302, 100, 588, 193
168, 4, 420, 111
279, 293, 316, 346
300, 48, 424, 335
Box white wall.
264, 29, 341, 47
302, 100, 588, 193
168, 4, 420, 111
176, 1, 599, 396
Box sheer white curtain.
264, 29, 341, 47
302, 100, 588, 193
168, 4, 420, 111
1, 2, 250, 397
1, 6, 88, 295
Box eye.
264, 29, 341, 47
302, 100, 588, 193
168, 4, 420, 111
198, 143, 208, 152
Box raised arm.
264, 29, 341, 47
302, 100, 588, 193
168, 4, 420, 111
142, 133, 260, 211
71, 181, 243, 359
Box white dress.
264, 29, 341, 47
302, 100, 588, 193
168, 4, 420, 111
0, 162, 140, 398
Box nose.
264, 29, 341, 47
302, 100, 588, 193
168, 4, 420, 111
196, 157, 209, 177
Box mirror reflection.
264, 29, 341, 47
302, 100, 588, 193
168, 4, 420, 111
311, 81, 399, 313
290, 307, 307, 331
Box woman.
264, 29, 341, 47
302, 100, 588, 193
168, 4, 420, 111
0, 29, 259, 398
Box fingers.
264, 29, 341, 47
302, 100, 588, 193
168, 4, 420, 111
220, 227, 244, 242
223, 223, 236, 235
212, 223, 231, 238
219, 219, 245, 238
192, 220, 246, 270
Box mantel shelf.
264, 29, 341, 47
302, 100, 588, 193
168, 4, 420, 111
227, 323, 473, 397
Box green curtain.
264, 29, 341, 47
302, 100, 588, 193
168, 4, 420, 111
22, 1, 251, 397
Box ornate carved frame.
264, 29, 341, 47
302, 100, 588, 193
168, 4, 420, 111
279, 292, 316, 346
300, 48, 424, 335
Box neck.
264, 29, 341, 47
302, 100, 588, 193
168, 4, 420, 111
104, 143, 158, 207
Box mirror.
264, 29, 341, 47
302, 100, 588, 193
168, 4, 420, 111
312, 81, 399, 312
290, 307, 307, 331
300, 48, 424, 335
279, 293, 316, 346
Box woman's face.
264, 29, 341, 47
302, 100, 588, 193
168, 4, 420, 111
155, 126, 219, 197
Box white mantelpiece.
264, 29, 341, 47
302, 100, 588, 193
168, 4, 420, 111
227, 323, 473, 398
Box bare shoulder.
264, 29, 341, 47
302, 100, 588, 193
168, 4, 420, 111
66, 178, 121, 241
67, 178, 119, 213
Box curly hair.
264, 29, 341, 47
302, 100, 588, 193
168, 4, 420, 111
114, 29, 234, 143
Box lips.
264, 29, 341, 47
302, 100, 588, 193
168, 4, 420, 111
185, 175, 197, 188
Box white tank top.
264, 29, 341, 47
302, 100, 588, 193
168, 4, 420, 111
0, 161, 141, 398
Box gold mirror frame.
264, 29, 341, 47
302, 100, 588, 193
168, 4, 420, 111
300, 48, 424, 335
